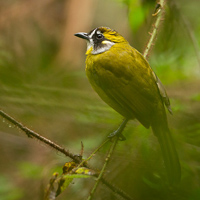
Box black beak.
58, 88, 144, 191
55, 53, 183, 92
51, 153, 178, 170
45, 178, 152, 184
74, 32, 89, 40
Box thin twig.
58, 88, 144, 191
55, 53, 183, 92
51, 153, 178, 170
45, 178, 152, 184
87, 136, 119, 200
0, 110, 80, 163
77, 138, 110, 169
101, 178, 133, 200
143, 0, 165, 59
86, 119, 131, 200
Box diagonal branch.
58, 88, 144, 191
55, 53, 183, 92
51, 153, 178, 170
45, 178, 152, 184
0, 109, 132, 200
87, 136, 120, 200
0, 109, 80, 163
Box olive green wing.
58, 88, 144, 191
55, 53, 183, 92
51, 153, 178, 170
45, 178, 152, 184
152, 72, 172, 114
87, 48, 163, 128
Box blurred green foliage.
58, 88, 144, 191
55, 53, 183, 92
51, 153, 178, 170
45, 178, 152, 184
122, 0, 155, 32
0, 176, 23, 200
17, 162, 44, 179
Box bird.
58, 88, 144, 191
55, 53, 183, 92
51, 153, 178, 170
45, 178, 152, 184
74, 26, 181, 185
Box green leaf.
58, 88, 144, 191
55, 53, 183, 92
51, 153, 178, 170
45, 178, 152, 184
62, 174, 92, 179
56, 174, 91, 197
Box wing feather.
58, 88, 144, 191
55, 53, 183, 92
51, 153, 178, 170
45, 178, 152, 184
86, 45, 163, 128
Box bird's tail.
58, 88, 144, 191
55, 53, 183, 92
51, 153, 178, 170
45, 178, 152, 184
152, 122, 181, 185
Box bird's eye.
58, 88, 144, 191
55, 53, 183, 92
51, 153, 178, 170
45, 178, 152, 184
96, 34, 103, 39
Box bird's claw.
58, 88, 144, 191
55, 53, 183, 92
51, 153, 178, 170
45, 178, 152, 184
108, 131, 126, 141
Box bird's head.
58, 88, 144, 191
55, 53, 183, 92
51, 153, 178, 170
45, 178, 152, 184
74, 27, 127, 55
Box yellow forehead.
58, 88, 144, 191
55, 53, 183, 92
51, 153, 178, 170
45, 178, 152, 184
97, 27, 126, 43
103, 32, 125, 43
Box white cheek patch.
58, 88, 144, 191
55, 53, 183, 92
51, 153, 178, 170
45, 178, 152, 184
102, 40, 113, 45
92, 40, 115, 55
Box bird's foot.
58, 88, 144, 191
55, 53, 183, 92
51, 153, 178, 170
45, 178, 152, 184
108, 130, 126, 141
107, 118, 129, 141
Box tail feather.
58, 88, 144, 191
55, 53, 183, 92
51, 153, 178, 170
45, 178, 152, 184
152, 124, 181, 185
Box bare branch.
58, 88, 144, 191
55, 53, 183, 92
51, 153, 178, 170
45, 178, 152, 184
87, 137, 119, 200
0, 109, 80, 163
143, 0, 165, 59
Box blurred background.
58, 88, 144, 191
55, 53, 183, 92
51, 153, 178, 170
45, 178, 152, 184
0, 0, 200, 199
